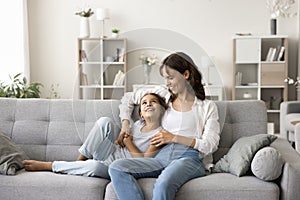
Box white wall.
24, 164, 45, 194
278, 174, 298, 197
27, 0, 299, 99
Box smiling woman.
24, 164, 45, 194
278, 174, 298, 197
0, 0, 30, 83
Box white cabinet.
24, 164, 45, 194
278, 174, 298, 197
77, 38, 126, 99
235, 38, 261, 63
232, 35, 288, 133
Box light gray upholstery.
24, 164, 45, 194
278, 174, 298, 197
0, 98, 120, 200
280, 101, 300, 152
0, 98, 300, 200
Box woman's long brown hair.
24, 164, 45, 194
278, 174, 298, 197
159, 52, 205, 102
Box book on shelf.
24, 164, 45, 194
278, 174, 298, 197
80, 50, 88, 62
273, 45, 281, 61
116, 48, 125, 62
270, 48, 277, 61
235, 72, 242, 86
265, 46, 285, 62
80, 72, 88, 85
276, 46, 285, 61
265, 48, 274, 61
113, 70, 125, 86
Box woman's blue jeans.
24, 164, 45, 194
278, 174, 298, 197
109, 143, 205, 200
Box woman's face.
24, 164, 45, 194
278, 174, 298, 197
140, 94, 163, 120
161, 66, 187, 95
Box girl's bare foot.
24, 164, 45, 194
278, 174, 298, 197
77, 154, 88, 161
22, 160, 53, 171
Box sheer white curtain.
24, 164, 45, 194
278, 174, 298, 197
0, 0, 30, 83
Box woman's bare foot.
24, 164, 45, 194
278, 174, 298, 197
22, 160, 53, 171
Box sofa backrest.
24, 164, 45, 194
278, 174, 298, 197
0, 98, 121, 161
0, 98, 267, 163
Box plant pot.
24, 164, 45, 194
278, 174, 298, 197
111, 33, 119, 38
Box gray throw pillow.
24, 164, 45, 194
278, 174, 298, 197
251, 147, 284, 181
0, 131, 29, 175
213, 134, 277, 176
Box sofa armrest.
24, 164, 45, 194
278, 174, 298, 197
271, 137, 300, 200
280, 102, 290, 139
295, 123, 300, 153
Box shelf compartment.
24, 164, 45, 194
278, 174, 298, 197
234, 87, 258, 100
235, 63, 258, 86
261, 88, 284, 110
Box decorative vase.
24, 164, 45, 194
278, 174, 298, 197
79, 17, 90, 38
143, 64, 151, 84
270, 18, 277, 35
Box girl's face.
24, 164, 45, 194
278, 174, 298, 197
140, 94, 163, 120
161, 66, 187, 95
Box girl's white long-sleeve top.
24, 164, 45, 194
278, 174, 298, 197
119, 85, 220, 170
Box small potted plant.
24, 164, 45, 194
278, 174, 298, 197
111, 28, 120, 38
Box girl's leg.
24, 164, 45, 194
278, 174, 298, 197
152, 157, 205, 200
109, 158, 164, 200
79, 117, 116, 161
23, 160, 52, 171
53, 160, 110, 178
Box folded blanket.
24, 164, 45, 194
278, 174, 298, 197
0, 131, 29, 175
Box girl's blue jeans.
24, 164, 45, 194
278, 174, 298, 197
52, 117, 116, 179
109, 143, 205, 200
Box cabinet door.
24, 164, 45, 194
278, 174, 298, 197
261, 63, 285, 86
235, 38, 260, 63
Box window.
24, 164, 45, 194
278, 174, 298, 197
0, 0, 29, 83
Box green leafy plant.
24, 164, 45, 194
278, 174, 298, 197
112, 28, 120, 34
75, 7, 94, 17
0, 73, 43, 98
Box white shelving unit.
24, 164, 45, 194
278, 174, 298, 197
232, 35, 288, 133
77, 37, 127, 100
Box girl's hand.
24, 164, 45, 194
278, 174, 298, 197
123, 134, 133, 146
150, 129, 175, 147
115, 120, 130, 147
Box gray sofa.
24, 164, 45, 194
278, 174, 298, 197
0, 98, 300, 200
280, 101, 300, 153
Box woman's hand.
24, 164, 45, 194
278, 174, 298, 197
115, 120, 130, 147
151, 129, 175, 147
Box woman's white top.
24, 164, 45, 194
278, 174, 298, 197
162, 105, 197, 138
119, 85, 220, 170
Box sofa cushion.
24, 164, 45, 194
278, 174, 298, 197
251, 147, 284, 181
104, 173, 280, 200
0, 170, 110, 200
213, 134, 277, 176
0, 131, 28, 175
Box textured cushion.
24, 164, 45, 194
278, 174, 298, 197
251, 147, 284, 181
213, 134, 277, 176
0, 131, 28, 175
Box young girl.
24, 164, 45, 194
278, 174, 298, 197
22, 93, 168, 179
109, 52, 220, 200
